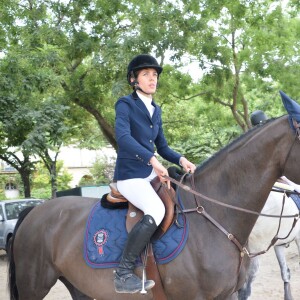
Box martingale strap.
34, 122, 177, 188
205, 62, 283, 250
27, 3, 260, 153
165, 174, 300, 260
247, 193, 299, 258
188, 176, 247, 258
181, 173, 247, 283
194, 205, 247, 283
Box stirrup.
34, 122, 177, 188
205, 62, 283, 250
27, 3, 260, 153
114, 272, 155, 294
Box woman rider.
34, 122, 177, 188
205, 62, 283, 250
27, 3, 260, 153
113, 54, 196, 294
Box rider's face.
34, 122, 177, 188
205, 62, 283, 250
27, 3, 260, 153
133, 68, 158, 97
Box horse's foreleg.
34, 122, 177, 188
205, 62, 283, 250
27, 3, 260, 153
295, 233, 300, 265
237, 256, 259, 300
274, 245, 290, 282
59, 277, 93, 300
274, 244, 293, 300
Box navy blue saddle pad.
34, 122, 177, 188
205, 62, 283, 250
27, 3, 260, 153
83, 196, 189, 269
290, 193, 300, 210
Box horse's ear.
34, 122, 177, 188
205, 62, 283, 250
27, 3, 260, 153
280, 90, 300, 122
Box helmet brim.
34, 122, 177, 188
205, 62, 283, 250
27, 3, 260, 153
131, 64, 163, 74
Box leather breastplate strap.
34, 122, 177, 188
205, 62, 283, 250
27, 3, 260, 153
165, 174, 300, 268
164, 175, 299, 218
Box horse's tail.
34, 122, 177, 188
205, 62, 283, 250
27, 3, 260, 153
8, 206, 35, 300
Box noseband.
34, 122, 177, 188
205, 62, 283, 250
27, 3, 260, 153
293, 118, 300, 138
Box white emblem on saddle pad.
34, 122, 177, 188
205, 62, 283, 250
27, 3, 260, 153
93, 229, 108, 255
129, 212, 137, 218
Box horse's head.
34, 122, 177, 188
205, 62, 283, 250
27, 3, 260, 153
280, 91, 300, 182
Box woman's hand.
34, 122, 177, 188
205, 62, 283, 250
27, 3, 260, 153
179, 157, 196, 174
149, 156, 170, 189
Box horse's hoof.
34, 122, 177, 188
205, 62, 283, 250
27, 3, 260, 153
283, 282, 293, 300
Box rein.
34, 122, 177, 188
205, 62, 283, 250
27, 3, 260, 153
167, 117, 300, 219
165, 175, 299, 219
164, 168, 300, 261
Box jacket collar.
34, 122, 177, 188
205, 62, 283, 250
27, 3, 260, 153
131, 91, 158, 121
131, 91, 156, 106
132, 90, 139, 100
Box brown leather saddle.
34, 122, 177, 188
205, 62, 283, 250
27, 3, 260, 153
107, 176, 176, 239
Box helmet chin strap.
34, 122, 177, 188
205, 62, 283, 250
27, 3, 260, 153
131, 80, 152, 96
135, 85, 151, 96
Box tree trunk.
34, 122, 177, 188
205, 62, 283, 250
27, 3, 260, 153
20, 169, 31, 198
51, 162, 57, 199
72, 97, 117, 149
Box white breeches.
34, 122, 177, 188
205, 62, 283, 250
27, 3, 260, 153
117, 170, 165, 225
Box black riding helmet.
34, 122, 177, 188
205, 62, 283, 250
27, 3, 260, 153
127, 54, 163, 85
250, 110, 268, 126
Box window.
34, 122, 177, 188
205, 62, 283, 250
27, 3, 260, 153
5, 183, 17, 190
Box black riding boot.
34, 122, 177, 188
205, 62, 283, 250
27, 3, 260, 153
114, 215, 157, 293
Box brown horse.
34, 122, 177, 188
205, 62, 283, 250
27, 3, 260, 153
8, 91, 300, 300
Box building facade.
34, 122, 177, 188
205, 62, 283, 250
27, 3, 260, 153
0, 146, 116, 199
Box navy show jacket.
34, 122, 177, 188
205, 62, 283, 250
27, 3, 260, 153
114, 91, 182, 180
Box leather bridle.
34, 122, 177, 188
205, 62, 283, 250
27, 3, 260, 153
164, 117, 300, 263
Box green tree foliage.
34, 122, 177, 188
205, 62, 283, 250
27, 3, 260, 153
1, 0, 300, 175
31, 161, 72, 199
0, 50, 39, 196
0, 6, 105, 196
0, 56, 71, 198
80, 155, 116, 185
1, 0, 199, 151
181, 0, 300, 132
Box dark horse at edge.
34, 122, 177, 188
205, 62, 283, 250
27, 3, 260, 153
8, 91, 300, 299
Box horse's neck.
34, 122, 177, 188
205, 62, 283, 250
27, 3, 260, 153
192, 118, 293, 242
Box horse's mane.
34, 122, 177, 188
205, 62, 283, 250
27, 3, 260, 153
195, 116, 280, 173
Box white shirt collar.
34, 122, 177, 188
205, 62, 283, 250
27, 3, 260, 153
137, 91, 155, 117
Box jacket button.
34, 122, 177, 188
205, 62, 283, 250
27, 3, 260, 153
150, 125, 153, 128
149, 140, 152, 143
